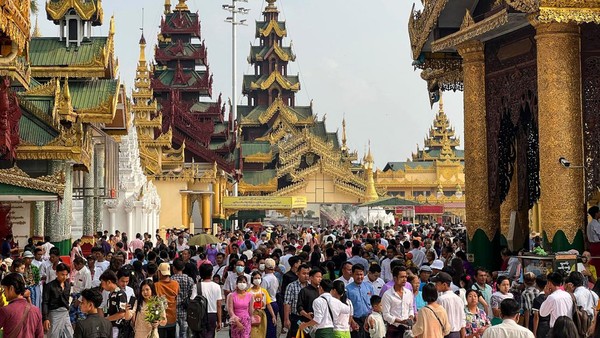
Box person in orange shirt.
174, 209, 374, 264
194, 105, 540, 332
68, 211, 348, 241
155, 263, 179, 338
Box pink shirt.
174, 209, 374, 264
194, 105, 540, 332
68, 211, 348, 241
0, 298, 44, 338
129, 238, 144, 252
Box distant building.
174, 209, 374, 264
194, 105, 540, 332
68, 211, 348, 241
375, 98, 465, 224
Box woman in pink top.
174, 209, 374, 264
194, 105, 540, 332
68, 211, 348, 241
228, 275, 253, 338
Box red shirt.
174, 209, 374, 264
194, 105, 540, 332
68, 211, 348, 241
0, 298, 44, 338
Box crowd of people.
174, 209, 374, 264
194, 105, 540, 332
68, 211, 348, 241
0, 221, 599, 338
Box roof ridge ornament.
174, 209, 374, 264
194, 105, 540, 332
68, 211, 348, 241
460, 9, 475, 30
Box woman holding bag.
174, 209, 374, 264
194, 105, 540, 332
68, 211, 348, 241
248, 271, 276, 338
412, 283, 451, 338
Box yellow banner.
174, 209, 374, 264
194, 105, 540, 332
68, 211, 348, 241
223, 196, 307, 210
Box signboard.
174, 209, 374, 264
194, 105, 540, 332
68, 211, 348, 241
9, 202, 31, 245
554, 254, 578, 275
223, 196, 308, 210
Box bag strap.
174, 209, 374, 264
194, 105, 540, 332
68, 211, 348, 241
425, 306, 445, 332
321, 296, 334, 323
197, 280, 203, 297
6, 303, 31, 338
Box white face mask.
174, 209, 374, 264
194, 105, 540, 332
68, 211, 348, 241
253, 278, 262, 286
237, 282, 248, 290
259, 264, 265, 271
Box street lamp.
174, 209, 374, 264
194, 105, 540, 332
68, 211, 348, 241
223, 0, 249, 230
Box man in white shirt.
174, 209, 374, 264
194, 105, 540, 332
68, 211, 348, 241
223, 259, 250, 297
380, 247, 397, 283
175, 235, 189, 252
197, 264, 223, 338
567, 271, 599, 321
482, 298, 534, 338
588, 206, 600, 272
32, 248, 43, 269
433, 272, 465, 338
280, 246, 295, 272
409, 239, 426, 268
261, 258, 280, 337
297, 279, 335, 336
212, 253, 227, 279
365, 264, 385, 295
539, 272, 573, 328
72, 257, 92, 294
381, 266, 414, 337
334, 261, 354, 286
91, 247, 110, 287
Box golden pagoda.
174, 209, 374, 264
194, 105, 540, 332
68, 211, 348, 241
236, 0, 374, 205
375, 97, 465, 223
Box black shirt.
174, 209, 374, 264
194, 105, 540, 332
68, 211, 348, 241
281, 271, 298, 296
106, 287, 128, 327
74, 313, 112, 338
42, 279, 70, 320
297, 284, 320, 320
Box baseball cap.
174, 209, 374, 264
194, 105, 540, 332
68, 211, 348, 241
22, 251, 34, 258
265, 258, 276, 269
430, 272, 452, 284
158, 262, 171, 276
430, 259, 444, 270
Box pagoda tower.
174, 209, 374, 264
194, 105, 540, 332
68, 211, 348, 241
413, 97, 464, 162
152, 0, 235, 172
237, 0, 369, 203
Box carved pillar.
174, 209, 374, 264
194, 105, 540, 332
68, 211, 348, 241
94, 144, 105, 231
125, 204, 133, 242
500, 172, 519, 250
458, 40, 500, 269
33, 201, 45, 238
202, 194, 211, 232
108, 208, 116, 235
181, 193, 190, 229
213, 178, 222, 219
45, 161, 72, 254
535, 22, 585, 251
83, 153, 95, 236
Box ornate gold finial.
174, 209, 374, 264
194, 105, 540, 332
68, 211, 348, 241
164, 0, 172, 14
175, 0, 189, 11
109, 15, 115, 36
33, 16, 42, 38
266, 0, 277, 8
139, 33, 146, 62
438, 92, 444, 114
63, 77, 71, 101
365, 140, 374, 164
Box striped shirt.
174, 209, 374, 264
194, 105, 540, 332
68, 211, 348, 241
284, 280, 307, 315
172, 273, 194, 320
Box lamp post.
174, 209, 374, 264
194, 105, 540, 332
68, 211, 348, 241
223, 1, 249, 230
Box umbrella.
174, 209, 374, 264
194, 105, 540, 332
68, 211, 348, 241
188, 233, 221, 246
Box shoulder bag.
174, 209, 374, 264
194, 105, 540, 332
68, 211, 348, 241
6, 303, 31, 338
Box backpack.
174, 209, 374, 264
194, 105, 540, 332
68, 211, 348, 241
187, 281, 210, 333
570, 292, 592, 337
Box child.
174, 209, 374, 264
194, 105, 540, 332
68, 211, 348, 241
367, 295, 386, 338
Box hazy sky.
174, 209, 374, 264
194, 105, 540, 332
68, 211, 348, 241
32, 0, 464, 169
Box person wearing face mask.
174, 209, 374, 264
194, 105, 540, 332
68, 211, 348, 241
207, 243, 219, 265
224, 259, 251, 297
227, 275, 253, 338
262, 258, 280, 338
249, 271, 277, 338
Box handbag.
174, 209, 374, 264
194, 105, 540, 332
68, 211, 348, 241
251, 313, 262, 326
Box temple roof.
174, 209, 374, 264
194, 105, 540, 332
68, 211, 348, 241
241, 142, 271, 156
243, 72, 300, 93
18, 109, 58, 146
46, 0, 103, 26
256, 20, 287, 38
69, 79, 118, 110
30, 37, 108, 66
238, 104, 313, 124
249, 44, 295, 63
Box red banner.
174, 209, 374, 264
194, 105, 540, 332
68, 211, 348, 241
415, 205, 444, 214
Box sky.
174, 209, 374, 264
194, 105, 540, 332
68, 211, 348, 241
32, 0, 464, 169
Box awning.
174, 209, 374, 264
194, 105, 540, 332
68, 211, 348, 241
0, 165, 65, 201
358, 197, 420, 208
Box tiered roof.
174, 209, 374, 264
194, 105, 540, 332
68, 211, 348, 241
151, 0, 235, 172
237, 0, 371, 200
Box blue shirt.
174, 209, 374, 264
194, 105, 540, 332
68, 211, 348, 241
346, 282, 374, 318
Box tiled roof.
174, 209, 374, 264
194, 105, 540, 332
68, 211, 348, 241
243, 169, 276, 185
30, 37, 108, 67
241, 142, 271, 156
18, 110, 58, 146
69, 79, 118, 110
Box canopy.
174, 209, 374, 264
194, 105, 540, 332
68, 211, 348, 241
358, 197, 420, 208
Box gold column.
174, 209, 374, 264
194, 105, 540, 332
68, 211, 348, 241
202, 194, 211, 231
213, 177, 222, 218
457, 40, 500, 242
535, 22, 584, 245
181, 193, 190, 229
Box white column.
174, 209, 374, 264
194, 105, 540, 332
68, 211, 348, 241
108, 208, 117, 235
125, 206, 133, 242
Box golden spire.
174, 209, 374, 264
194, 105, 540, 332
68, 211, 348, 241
164, 0, 172, 14
364, 142, 378, 202
438, 91, 444, 114
63, 77, 71, 101
109, 15, 115, 36
139, 33, 146, 63
33, 16, 42, 38
175, 0, 189, 11
341, 116, 348, 152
